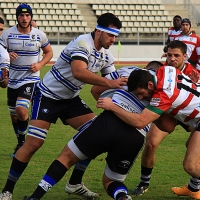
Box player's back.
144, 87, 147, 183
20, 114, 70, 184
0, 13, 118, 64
156, 66, 200, 129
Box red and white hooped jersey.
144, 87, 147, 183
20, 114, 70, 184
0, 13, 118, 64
168, 27, 181, 41
147, 65, 200, 129
174, 32, 200, 61
190, 43, 200, 71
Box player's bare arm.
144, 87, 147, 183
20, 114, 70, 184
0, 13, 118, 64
0, 68, 8, 88
91, 85, 110, 100
71, 60, 128, 88
97, 97, 160, 129
30, 44, 53, 72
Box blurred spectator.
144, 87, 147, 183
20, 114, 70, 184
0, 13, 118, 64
0, 17, 4, 35
163, 15, 182, 53
31, 20, 37, 28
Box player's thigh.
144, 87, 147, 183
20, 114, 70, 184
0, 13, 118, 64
66, 113, 96, 129
184, 130, 200, 164
106, 128, 145, 176
146, 123, 169, 147
61, 96, 95, 129
155, 114, 177, 133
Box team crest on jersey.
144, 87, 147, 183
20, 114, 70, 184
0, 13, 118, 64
118, 160, 130, 168
78, 40, 86, 47
41, 108, 49, 114
23, 87, 31, 96
30, 34, 37, 41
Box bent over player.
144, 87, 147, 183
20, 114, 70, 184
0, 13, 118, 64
21, 63, 162, 200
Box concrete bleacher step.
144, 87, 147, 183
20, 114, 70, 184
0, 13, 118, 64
76, 3, 97, 32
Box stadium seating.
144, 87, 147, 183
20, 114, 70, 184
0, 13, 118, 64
0, 0, 199, 44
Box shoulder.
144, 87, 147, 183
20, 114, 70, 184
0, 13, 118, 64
0, 45, 10, 62
168, 27, 174, 30
157, 65, 179, 76
31, 27, 46, 36
68, 33, 93, 49
2, 26, 16, 35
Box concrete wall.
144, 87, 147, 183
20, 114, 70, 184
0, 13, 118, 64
51, 45, 165, 62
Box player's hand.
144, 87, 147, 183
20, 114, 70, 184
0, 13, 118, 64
30, 62, 42, 73
96, 97, 114, 110
188, 70, 199, 83
2, 68, 8, 79
108, 76, 128, 89
9, 52, 18, 61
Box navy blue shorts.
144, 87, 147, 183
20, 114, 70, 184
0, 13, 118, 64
73, 111, 145, 175
7, 83, 36, 107
31, 88, 93, 124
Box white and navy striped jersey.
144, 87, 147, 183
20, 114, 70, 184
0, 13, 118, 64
0, 44, 10, 70
105, 66, 151, 137
38, 33, 116, 100
0, 26, 50, 89
147, 65, 200, 129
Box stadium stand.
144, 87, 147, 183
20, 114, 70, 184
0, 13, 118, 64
0, 0, 200, 44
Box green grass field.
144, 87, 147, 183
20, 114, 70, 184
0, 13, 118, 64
0, 65, 192, 200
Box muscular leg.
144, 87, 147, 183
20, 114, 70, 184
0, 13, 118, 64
64, 113, 99, 197
132, 114, 177, 195
1, 120, 50, 195
141, 123, 169, 168
171, 130, 200, 198
10, 97, 31, 157
132, 123, 169, 195
183, 130, 200, 178
29, 145, 80, 199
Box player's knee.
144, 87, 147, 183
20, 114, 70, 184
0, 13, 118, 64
15, 99, 30, 119
183, 160, 198, 177
24, 136, 44, 153
145, 139, 159, 152
15, 107, 29, 120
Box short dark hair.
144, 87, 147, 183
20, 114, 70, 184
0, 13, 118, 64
144, 61, 163, 71
166, 40, 187, 54
0, 17, 4, 24
173, 15, 182, 20
128, 70, 153, 92
97, 13, 122, 29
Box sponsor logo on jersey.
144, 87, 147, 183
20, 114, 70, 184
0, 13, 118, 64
150, 98, 160, 106
120, 102, 134, 112
25, 42, 38, 47
166, 82, 172, 91
168, 75, 173, 83
10, 42, 22, 46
